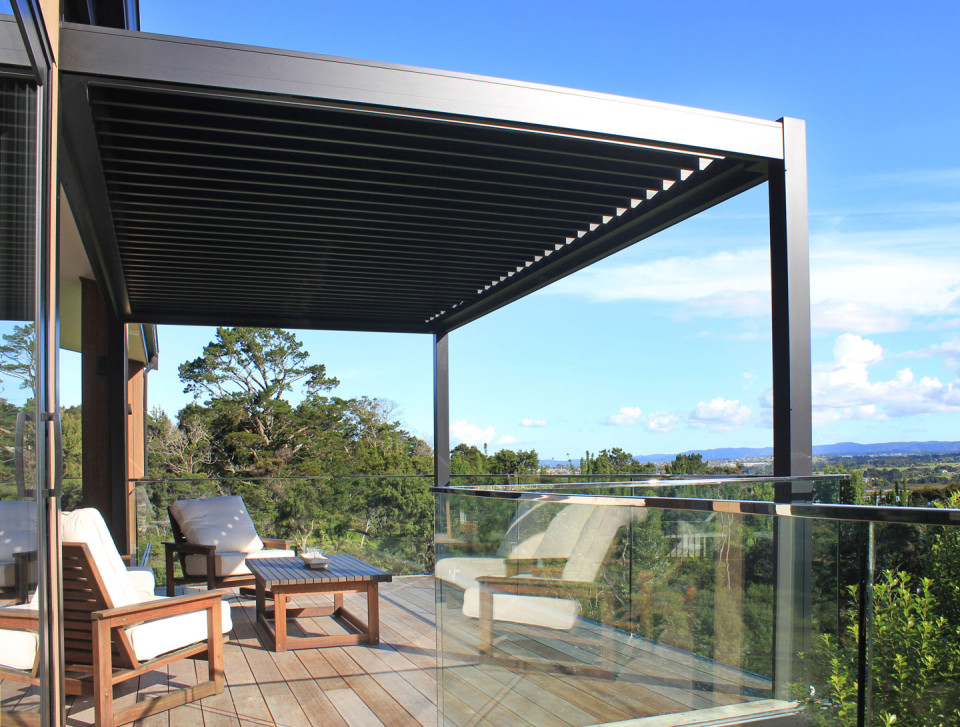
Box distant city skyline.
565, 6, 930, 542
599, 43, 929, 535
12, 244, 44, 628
56, 1, 960, 461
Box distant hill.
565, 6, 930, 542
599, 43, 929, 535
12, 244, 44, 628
539, 441, 960, 467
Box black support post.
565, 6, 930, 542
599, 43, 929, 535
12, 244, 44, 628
433, 332, 450, 488
769, 117, 813, 483
769, 117, 814, 699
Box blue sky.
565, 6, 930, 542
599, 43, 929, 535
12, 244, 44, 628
51, 1, 960, 460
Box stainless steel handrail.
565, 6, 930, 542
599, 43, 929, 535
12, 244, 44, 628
431, 484, 960, 527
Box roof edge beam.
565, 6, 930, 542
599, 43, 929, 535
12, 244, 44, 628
59, 73, 132, 318
59, 23, 785, 160
0, 15, 32, 68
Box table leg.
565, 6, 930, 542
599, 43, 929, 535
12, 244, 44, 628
275, 591, 287, 652
367, 582, 380, 645
334, 592, 343, 615
255, 578, 265, 620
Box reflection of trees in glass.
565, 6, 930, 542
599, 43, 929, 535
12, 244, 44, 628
0, 322, 36, 396
0, 323, 36, 497
595, 508, 778, 679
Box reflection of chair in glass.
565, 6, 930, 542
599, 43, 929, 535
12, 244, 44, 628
435, 504, 595, 593
0, 508, 231, 727
165, 495, 292, 596
0, 499, 37, 603
468, 506, 634, 674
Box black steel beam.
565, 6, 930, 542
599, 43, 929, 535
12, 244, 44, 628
9, 0, 51, 84
434, 332, 450, 488
58, 23, 785, 160
58, 74, 131, 318
769, 117, 813, 481
123, 308, 433, 334
0, 16, 32, 68
768, 117, 814, 703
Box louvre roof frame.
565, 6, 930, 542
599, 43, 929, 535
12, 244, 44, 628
57, 22, 789, 336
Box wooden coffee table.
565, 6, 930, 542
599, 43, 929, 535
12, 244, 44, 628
247, 554, 392, 652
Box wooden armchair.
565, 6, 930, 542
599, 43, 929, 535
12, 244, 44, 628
165, 495, 292, 596
467, 506, 634, 678
0, 539, 229, 727
0, 499, 37, 604
435, 503, 595, 592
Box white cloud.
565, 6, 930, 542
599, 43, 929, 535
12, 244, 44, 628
520, 418, 548, 427
645, 411, 681, 433
545, 231, 960, 336
550, 249, 769, 305
689, 397, 752, 432
906, 340, 960, 370
496, 434, 519, 445
812, 334, 960, 424
450, 419, 496, 447
809, 247, 960, 333
811, 301, 907, 334
605, 406, 643, 426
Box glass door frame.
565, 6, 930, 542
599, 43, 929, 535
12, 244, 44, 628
7, 1, 63, 724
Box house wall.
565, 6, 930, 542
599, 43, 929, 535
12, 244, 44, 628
126, 359, 146, 550
81, 276, 130, 554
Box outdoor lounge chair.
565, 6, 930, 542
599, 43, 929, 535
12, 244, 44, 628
468, 506, 635, 673
0, 500, 38, 603
0, 508, 231, 727
165, 495, 292, 596
435, 503, 596, 592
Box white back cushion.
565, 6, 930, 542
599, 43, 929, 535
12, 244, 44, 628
0, 500, 37, 561
561, 506, 631, 583
62, 508, 140, 608
532, 504, 594, 560
171, 496, 264, 553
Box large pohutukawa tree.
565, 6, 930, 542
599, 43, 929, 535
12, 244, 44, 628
178, 326, 340, 475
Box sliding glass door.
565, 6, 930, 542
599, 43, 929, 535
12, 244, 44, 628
0, 70, 44, 723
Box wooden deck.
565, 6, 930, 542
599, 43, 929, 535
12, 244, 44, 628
2, 576, 789, 727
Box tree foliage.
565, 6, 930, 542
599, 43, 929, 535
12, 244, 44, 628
665, 452, 710, 474
0, 323, 36, 395
141, 327, 435, 572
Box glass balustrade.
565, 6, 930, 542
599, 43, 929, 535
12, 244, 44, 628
433, 479, 959, 727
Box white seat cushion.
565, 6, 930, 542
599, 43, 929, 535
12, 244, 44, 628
0, 500, 37, 562
0, 602, 39, 671
127, 598, 232, 662
462, 585, 579, 631
184, 548, 291, 577
171, 496, 263, 553
435, 557, 507, 591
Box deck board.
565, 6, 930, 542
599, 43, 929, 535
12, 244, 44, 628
0, 575, 786, 726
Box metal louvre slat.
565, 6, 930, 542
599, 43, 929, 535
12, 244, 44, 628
105, 168, 621, 219
96, 115, 688, 189
109, 195, 578, 235
90, 90, 709, 173
98, 142, 651, 206
73, 79, 755, 332
110, 208, 561, 244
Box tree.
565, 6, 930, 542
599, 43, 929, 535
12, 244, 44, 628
582, 447, 653, 475
0, 323, 35, 395
489, 448, 538, 475
665, 453, 710, 474
451, 443, 488, 474
178, 327, 339, 474
147, 407, 212, 477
